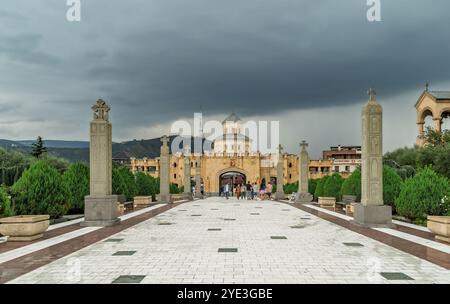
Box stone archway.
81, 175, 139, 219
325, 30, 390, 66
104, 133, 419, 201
216, 167, 248, 195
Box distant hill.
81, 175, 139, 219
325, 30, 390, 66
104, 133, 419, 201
0, 136, 212, 163
17, 140, 89, 149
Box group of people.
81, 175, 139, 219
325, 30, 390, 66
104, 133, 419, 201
221, 182, 273, 200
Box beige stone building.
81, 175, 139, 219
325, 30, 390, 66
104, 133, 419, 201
415, 85, 450, 147
130, 113, 337, 195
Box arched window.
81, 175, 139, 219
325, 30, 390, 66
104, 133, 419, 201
173, 162, 177, 168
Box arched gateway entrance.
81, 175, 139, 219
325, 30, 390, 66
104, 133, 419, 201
219, 171, 246, 195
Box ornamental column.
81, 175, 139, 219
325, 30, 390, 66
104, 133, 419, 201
183, 145, 193, 200
295, 140, 313, 203
82, 99, 120, 227
158, 135, 172, 203
352, 88, 393, 228
274, 145, 285, 200
194, 158, 203, 199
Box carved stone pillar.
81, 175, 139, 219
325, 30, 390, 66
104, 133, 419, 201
295, 141, 313, 203
158, 135, 172, 203
82, 99, 120, 227
352, 88, 393, 228
274, 145, 285, 200
183, 146, 192, 200
194, 158, 203, 199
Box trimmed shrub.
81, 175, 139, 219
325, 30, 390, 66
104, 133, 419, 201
314, 175, 330, 200
395, 167, 450, 222
323, 173, 344, 200
170, 183, 182, 194
283, 182, 298, 194
308, 179, 318, 196
63, 163, 89, 213
0, 186, 13, 217
11, 161, 69, 219
340, 166, 402, 206
135, 171, 153, 196
383, 166, 403, 209
113, 166, 137, 200
340, 169, 361, 202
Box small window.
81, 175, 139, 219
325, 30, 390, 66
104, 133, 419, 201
335, 166, 339, 172
289, 174, 292, 179
174, 174, 177, 179
173, 163, 177, 168
288, 163, 292, 168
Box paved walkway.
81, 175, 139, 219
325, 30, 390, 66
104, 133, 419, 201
7, 197, 450, 284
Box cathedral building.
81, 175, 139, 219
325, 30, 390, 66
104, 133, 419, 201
130, 113, 334, 195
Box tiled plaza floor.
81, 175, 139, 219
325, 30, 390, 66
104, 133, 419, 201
7, 197, 450, 284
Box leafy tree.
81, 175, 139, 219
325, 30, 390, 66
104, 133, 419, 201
384, 147, 418, 167
113, 166, 137, 200
395, 167, 450, 222
417, 144, 450, 178
383, 166, 403, 209
424, 127, 450, 147
11, 161, 69, 218
37, 154, 70, 173
314, 175, 330, 200
323, 173, 344, 200
135, 171, 154, 196
339, 166, 402, 207
63, 163, 89, 212
0, 148, 31, 186
340, 168, 361, 201
170, 183, 182, 194
31, 136, 48, 158
0, 186, 13, 217
308, 179, 318, 195
283, 182, 298, 194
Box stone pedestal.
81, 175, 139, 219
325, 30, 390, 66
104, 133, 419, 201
82, 99, 120, 227
81, 195, 121, 227
296, 192, 313, 203
352, 204, 393, 228
296, 141, 313, 203
351, 88, 392, 228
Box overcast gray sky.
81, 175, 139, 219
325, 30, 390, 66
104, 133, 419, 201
1, 0, 450, 158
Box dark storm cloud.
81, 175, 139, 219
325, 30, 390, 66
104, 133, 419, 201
79, 0, 450, 127
1, 0, 450, 144
0, 33, 59, 65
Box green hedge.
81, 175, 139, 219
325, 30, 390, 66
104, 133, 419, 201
11, 161, 69, 219
63, 163, 89, 212
340, 169, 361, 201
383, 166, 403, 209
113, 166, 138, 200
323, 173, 343, 200
0, 186, 13, 217
314, 175, 330, 200
395, 167, 450, 222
